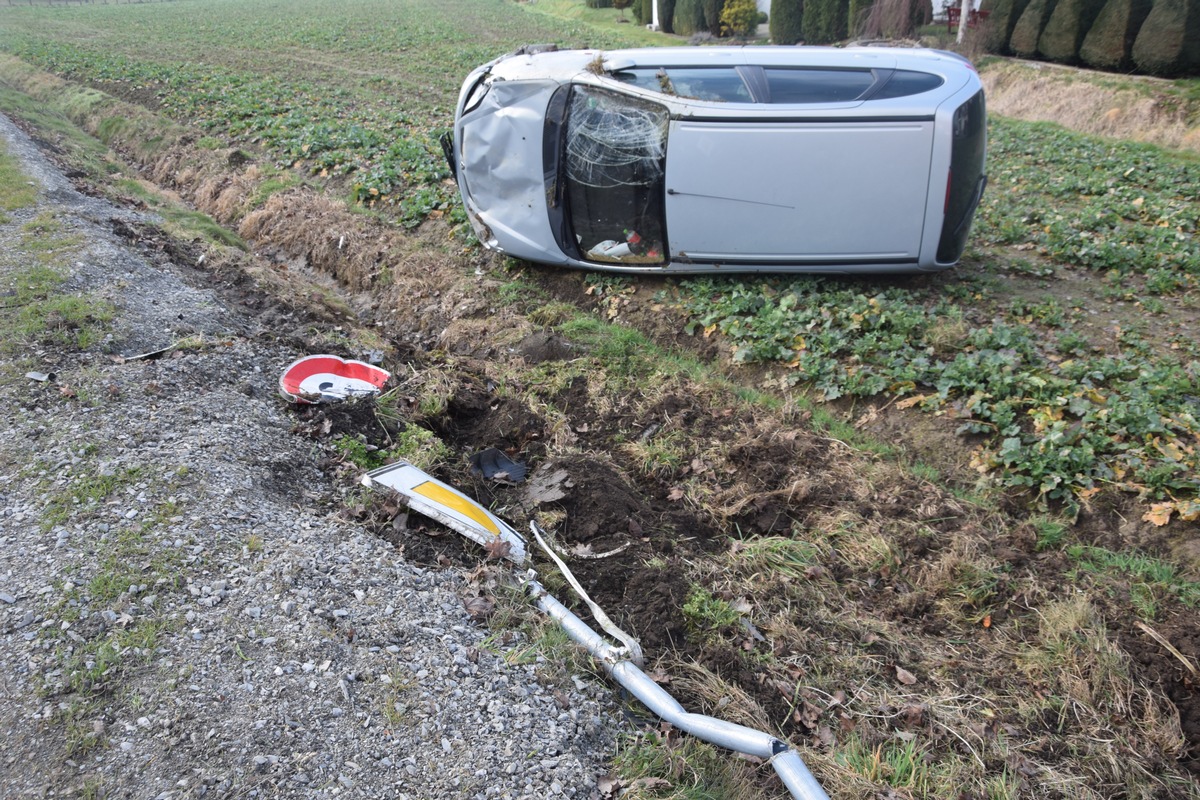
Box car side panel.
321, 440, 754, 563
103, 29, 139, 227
663, 119, 936, 263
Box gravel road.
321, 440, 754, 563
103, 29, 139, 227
0, 111, 623, 799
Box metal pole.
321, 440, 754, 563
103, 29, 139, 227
528, 581, 830, 800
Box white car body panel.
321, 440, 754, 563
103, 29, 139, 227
664, 119, 935, 262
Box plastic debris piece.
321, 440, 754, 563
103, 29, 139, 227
121, 342, 179, 362
361, 461, 527, 564
25, 371, 55, 383
469, 448, 527, 483
279, 354, 390, 404
587, 240, 632, 260
524, 463, 574, 505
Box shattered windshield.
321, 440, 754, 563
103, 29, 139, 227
564, 86, 669, 265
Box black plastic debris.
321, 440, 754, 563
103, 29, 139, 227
470, 448, 527, 484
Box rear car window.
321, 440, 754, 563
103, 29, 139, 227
762, 68, 875, 103
871, 69, 945, 99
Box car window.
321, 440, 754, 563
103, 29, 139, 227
613, 68, 752, 103
563, 86, 668, 265
870, 69, 945, 99
762, 68, 875, 103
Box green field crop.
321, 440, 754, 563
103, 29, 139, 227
0, 0, 646, 222
675, 273, 1200, 513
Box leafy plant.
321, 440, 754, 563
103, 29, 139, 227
682, 585, 739, 642
676, 267, 1200, 510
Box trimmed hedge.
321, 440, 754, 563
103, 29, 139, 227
1038, 0, 1107, 61
802, 0, 848, 42
980, 0, 1035, 52
673, 0, 708, 33
1009, 0, 1059, 56
1132, 0, 1200, 74
1079, 0, 1152, 68
770, 0, 805, 41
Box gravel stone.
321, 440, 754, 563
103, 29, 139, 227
0, 112, 625, 798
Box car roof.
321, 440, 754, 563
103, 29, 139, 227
488, 45, 975, 82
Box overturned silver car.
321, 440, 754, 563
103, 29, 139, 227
444, 45, 986, 274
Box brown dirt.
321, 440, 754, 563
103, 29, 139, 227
1122, 613, 1200, 774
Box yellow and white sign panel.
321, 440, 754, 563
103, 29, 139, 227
363, 461, 527, 564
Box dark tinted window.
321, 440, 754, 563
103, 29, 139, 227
937, 89, 987, 264
613, 68, 752, 102
872, 69, 944, 99
762, 68, 874, 103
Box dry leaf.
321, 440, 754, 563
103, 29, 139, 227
902, 703, 926, 726
895, 394, 931, 410
629, 777, 672, 790
795, 699, 822, 728
667, 487, 685, 501
462, 595, 494, 620
645, 668, 672, 685
895, 665, 918, 685
1143, 502, 1174, 527
483, 538, 512, 561
597, 774, 620, 797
